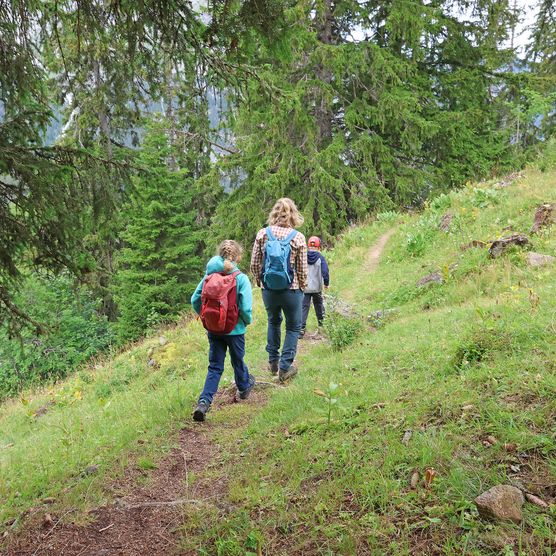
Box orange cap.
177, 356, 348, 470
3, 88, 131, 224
308, 236, 321, 248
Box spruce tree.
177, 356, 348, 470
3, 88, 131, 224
206, 0, 551, 247
114, 122, 202, 341
0, 0, 272, 331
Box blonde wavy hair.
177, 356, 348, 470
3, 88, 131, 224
218, 240, 243, 273
268, 197, 304, 228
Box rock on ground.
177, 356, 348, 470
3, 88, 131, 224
417, 271, 443, 287
461, 239, 487, 251
439, 213, 454, 232
475, 484, 524, 523
488, 234, 530, 258
531, 203, 556, 233
527, 251, 555, 268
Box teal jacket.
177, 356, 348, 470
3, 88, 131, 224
191, 256, 253, 335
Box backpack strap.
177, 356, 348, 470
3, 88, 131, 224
266, 226, 276, 241
280, 229, 297, 244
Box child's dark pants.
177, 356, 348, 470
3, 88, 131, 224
301, 292, 325, 330
199, 333, 250, 405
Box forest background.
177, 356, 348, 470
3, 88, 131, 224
0, 0, 554, 397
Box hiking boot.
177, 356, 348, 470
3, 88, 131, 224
269, 360, 279, 376
238, 374, 256, 400
279, 364, 298, 383
193, 400, 210, 422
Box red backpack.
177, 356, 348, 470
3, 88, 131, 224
200, 271, 241, 334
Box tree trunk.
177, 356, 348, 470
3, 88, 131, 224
164, 61, 179, 171
314, 0, 335, 148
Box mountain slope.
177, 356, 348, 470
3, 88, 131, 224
177, 150, 556, 555
2, 145, 556, 555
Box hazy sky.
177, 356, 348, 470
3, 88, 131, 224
193, 0, 539, 51
512, 0, 538, 51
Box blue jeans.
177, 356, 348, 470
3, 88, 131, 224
262, 289, 303, 371
199, 333, 251, 405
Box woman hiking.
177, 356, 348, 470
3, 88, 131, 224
191, 240, 255, 422
250, 198, 308, 382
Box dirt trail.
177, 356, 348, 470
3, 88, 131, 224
365, 227, 398, 273
5, 389, 266, 556
6, 428, 215, 556
5, 228, 398, 556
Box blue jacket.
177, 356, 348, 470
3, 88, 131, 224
308, 250, 330, 286
191, 256, 253, 335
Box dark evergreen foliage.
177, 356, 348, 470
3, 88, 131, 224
113, 122, 209, 342
0, 275, 115, 398
208, 0, 555, 246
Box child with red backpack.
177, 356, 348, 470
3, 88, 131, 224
191, 240, 255, 422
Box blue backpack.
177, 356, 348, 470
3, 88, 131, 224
262, 227, 298, 290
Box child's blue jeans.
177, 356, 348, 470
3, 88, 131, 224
199, 333, 251, 405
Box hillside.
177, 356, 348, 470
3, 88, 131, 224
2, 148, 556, 555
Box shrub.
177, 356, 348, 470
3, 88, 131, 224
405, 231, 431, 257
376, 210, 401, 223
0, 275, 115, 399
471, 187, 498, 208
403, 213, 439, 258
324, 312, 362, 351
429, 193, 452, 211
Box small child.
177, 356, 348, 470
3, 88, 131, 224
300, 236, 330, 338
191, 240, 255, 422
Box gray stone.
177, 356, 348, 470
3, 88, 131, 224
526, 251, 555, 268
439, 212, 454, 232
417, 271, 443, 287
494, 171, 523, 188
367, 308, 398, 322
82, 464, 99, 476
475, 484, 524, 523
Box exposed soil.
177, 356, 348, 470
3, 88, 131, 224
4, 427, 221, 556
365, 227, 398, 273
4, 374, 271, 556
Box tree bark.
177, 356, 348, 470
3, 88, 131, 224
314, 0, 335, 148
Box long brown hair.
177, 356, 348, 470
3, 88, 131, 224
268, 197, 304, 228
218, 240, 243, 273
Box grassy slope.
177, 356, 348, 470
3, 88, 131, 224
0, 290, 270, 529
1, 147, 556, 554
180, 155, 556, 555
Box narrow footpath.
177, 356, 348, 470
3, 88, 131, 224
6, 229, 396, 556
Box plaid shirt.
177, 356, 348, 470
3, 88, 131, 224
250, 226, 308, 290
